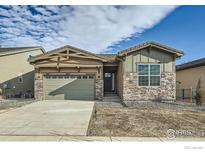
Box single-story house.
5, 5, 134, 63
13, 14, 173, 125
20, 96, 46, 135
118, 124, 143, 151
0, 47, 45, 99
176, 58, 205, 90
29, 42, 183, 105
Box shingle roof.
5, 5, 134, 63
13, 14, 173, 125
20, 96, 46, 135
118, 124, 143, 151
176, 58, 205, 71
97, 54, 116, 59
96, 54, 117, 63
118, 41, 184, 57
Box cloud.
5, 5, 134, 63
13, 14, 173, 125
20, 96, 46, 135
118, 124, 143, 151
0, 5, 176, 53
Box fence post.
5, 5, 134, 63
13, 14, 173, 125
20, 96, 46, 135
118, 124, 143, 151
182, 89, 185, 99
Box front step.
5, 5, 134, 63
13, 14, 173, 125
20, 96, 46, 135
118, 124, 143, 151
103, 94, 121, 102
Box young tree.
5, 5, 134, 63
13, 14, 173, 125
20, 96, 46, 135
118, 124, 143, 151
195, 77, 204, 106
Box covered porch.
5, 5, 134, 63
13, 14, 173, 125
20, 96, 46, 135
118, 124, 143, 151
102, 62, 122, 102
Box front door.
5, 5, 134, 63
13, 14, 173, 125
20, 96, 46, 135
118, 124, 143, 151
104, 72, 115, 93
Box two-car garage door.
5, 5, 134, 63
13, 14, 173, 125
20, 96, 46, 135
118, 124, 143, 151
43, 75, 95, 100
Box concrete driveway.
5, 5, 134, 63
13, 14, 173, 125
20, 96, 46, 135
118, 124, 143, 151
0, 100, 94, 136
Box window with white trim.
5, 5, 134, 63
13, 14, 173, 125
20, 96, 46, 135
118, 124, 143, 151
138, 64, 160, 86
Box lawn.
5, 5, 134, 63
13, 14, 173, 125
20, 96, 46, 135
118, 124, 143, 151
87, 105, 205, 138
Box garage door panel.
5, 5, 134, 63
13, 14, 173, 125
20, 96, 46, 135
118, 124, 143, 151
44, 76, 95, 100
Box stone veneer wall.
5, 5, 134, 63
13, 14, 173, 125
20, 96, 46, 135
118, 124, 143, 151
95, 79, 103, 100
123, 72, 176, 106
34, 79, 43, 100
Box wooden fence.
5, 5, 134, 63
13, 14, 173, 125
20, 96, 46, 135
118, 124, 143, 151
176, 88, 196, 103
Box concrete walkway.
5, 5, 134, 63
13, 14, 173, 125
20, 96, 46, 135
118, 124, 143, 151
0, 100, 94, 136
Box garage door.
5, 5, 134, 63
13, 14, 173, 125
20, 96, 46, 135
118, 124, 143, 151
43, 75, 95, 100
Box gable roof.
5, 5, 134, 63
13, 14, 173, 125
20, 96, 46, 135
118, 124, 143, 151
0, 46, 45, 57
29, 41, 184, 64
176, 58, 205, 71
118, 41, 184, 58
29, 45, 108, 63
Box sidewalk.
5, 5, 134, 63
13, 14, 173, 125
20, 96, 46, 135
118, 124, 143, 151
0, 135, 204, 141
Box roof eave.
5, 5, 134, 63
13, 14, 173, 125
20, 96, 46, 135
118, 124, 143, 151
28, 46, 108, 63
176, 60, 205, 71
0, 47, 45, 57
176, 53, 184, 58
118, 44, 184, 58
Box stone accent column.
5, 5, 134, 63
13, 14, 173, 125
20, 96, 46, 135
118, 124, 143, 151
34, 73, 43, 100
161, 72, 176, 101
95, 79, 103, 100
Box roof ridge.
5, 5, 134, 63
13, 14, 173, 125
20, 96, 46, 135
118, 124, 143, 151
97, 53, 116, 55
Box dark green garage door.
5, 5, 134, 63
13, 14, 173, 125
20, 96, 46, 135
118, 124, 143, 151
44, 75, 95, 100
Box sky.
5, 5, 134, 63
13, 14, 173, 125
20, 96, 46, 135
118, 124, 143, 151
0, 5, 205, 64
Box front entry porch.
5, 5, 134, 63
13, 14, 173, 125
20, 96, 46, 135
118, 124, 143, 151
103, 66, 117, 94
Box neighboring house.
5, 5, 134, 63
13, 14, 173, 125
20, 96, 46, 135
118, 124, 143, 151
0, 47, 45, 99
29, 42, 183, 105
176, 58, 205, 90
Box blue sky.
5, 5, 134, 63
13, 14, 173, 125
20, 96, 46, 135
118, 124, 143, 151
111, 6, 205, 64
0, 6, 204, 64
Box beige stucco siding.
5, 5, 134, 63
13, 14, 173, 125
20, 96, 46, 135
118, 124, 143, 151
124, 47, 175, 73
0, 49, 43, 96
0, 49, 42, 83
176, 66, 205, 90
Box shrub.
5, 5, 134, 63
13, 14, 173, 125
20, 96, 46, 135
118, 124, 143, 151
195, 77, 204, 106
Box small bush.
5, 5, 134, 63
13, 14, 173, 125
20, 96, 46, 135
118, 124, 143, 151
195, 77, 204, 106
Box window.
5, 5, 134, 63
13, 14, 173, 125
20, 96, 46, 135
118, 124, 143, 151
58, 76, 63, 79
138, 64, 160, 86
105, 73, 111, 78
88, 75, 94, 79
18, 75, 23, 83
82, 75, 88, 79
70, 75, 76, 79
45, 76, 51, 79
51, 76, 57, 79
64, 76, 70, 79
